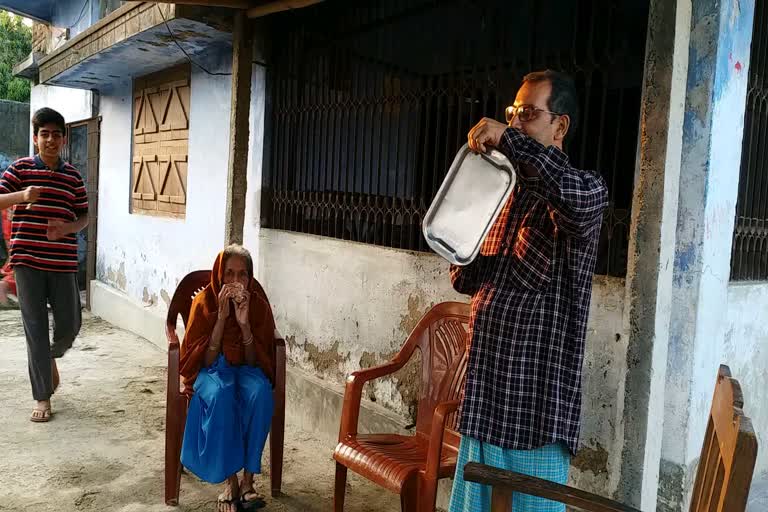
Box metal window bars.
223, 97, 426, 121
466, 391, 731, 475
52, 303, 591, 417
732, 0, 768, 281
263, 0, 649, 277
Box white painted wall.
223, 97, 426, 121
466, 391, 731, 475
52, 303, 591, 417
95, 65, 233, 312
242, 64, 267, 263
93, 43, 269, 319
664, 2, 756, 494
724, 283, 768, 480
258, 228, 628, 496
684, 56, 754, 465
29, 85, 92, 153
577, 276, 629, 496
257, 229, 467, 411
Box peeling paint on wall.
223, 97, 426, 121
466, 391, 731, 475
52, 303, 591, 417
572, 440, 609, 475
398, 293, 432, 335
105, 261, 128, 292
160, 289, 172, 307
304, 340, 349, 376
359, 349, 422, 423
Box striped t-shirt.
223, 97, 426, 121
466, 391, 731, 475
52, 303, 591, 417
0, 156, 88, 273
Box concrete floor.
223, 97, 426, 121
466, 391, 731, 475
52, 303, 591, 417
0, 309, 398, 512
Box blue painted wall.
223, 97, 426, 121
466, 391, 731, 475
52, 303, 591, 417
662, 0, 756, 509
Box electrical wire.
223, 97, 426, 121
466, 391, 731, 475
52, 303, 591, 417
68, 0, 91, 30
155, 5, 268, 75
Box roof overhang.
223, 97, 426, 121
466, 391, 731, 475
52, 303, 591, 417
141, 0, 324, 18
0, 0, 54, 23
12, 52, 45, 80
36, 3, 233, 92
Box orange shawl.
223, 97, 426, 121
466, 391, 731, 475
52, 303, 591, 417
179, 251, 276, 393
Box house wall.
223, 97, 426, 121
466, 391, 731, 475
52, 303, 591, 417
242, 63, 266, 262
95, 53, 233, 316
724, 284, 768, 483
660, 0, 757, 509
88, 43, 268, 344
51, 0, 98, 39
257, 229, 629, 496
0, 100, 30, 169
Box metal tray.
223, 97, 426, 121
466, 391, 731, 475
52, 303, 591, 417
423, 143, 516, 266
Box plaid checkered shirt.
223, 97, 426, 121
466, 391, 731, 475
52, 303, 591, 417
451, 128, 608, 454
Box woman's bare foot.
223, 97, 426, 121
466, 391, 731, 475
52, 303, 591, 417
239, 471, 264, 506
217, 474, 240, 512
30, 400, 52, 422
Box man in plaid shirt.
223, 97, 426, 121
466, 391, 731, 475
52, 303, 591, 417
449, 70, 608, 512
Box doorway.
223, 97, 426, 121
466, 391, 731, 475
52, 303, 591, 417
63, 117, 100, 309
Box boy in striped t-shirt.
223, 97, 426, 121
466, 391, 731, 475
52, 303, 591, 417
0, 108, 89, 422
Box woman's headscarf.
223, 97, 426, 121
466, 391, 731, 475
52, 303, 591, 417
179, 250, 276, 393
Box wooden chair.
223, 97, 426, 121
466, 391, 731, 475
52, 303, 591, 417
164, 270, 286, 506
463, 365, 758, 512
333, 301, 471, 512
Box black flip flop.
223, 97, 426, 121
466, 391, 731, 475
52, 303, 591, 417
240, 491, 266, 510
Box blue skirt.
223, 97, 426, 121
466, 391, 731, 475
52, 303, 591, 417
449, 436, 570, 512
181, 354, 274, 484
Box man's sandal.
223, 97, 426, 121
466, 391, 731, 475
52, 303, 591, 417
30, 406, 52, 423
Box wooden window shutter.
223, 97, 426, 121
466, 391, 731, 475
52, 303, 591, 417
131, 64, 190, 217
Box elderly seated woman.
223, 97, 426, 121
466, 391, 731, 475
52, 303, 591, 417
179, 245, 275, 512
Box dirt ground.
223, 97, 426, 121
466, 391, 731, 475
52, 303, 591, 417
0, 309, 400, 512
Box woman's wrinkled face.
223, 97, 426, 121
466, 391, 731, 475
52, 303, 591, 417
222, 255, 249, 288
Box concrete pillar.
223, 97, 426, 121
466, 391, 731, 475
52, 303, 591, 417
616, 0, 691, 508
225, 11, 254, 245
659, 0, 756, 510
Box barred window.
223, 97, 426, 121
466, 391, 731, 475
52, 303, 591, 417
262, 0, 649, 277
731, 0, 768, 281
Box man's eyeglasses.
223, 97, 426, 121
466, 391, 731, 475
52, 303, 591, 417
505, 104, 563, 123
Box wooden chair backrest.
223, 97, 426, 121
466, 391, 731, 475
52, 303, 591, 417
690, 365, 758, 512
166, 271, 210, 331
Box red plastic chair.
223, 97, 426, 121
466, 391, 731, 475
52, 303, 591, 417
333, 301, 471, 512
164, 270, 286, 505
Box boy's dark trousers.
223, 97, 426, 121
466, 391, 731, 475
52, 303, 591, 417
14, 266, 81, 401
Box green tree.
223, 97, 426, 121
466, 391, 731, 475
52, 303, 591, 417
0, 11, 31, 103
